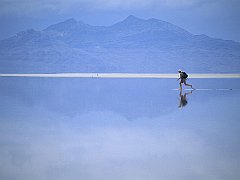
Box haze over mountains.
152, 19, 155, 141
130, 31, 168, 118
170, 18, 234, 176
0, 15, 240, 73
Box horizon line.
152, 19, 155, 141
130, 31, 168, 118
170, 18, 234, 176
0, 73, 240, 78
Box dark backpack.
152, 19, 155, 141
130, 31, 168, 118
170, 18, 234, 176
182, 72, 188, 79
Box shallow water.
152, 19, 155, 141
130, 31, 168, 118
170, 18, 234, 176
0, 78, 240, 180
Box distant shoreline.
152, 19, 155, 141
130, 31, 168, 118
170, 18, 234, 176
1, 73, 240, 78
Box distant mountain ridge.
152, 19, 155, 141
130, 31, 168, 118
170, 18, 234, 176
0, 15, 240, 73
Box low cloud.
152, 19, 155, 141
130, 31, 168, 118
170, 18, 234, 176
1, 105, 240, 180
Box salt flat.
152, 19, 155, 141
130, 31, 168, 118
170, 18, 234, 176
0, 73, 240, 78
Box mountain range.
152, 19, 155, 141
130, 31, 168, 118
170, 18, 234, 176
0, 15, 240, 73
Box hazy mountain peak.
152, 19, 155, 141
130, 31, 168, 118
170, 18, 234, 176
121, 15, 168, 25
111, 15, 147, 29
110, 15, 191, 38
125, 15, 142, 21
119, 15, 145, 24
64, 18, 78, 24
44, 18, 83, 32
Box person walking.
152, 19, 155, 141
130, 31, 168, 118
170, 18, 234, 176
177, 69, 194, 91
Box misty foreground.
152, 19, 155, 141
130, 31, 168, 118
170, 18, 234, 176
1, 78, 240, 180
0, 15, 240, 73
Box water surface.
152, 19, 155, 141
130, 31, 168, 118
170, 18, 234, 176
0, 78, 240, 180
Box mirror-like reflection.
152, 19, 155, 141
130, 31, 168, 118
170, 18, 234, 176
178, 89, 194, 108
0, 78, 240, 180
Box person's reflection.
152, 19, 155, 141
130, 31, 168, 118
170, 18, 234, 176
178, 90, 194, 108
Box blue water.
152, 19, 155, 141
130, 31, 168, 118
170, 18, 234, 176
0, 78, 240, 180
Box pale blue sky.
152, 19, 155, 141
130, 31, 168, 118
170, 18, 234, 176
0, 0, 240, 41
